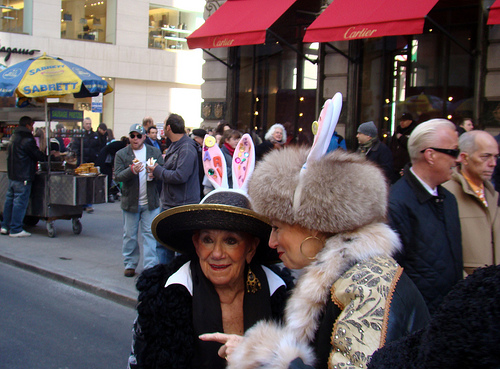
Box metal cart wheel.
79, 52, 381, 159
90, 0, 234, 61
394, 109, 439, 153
72, 218, 82, 235
46, 220, 56, 238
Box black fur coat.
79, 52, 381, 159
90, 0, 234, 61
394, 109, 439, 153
127, 256, 292, 369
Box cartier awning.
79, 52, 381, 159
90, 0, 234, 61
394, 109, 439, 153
187, 0, 298, 49
303, 0, 439, 43
488, 0, 500, 25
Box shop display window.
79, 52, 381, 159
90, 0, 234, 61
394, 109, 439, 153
148, 4, 202, 51
61, 0, 115, 43
0, 0, 31, 34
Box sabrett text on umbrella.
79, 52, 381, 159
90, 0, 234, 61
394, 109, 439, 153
28, 65, 65, 75
22, 82, 79, 94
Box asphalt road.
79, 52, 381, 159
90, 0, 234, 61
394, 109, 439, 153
0, 262, 137, 369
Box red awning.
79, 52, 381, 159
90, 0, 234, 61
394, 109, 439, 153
303, 0, 439, 43
187, 0, 298, 49
488, 0, 500, 25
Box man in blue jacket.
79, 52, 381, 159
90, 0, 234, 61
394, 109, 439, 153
148, 113, 200, 264
2, 116, 47, 237
388, 119, 463, 314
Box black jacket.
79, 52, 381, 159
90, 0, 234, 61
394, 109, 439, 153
364, 139, 396, 183
389, 121, 418, 175
388, 169, 463, 314
128, 256, 292, 369
7, 126, 46, 182
71, 129, 100, 164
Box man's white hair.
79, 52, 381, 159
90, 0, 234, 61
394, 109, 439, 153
408, 119, 456, 162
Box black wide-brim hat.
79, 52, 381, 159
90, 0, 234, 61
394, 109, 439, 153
152, 190, 279, 264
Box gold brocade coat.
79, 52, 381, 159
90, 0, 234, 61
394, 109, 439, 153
227, 223, 429, 369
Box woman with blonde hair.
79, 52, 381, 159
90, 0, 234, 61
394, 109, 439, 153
201, 94, 430, 369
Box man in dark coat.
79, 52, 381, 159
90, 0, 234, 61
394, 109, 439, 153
388, 119, 463, 314
356, 121, 395, 183
70, 117, 100, 165
70, 117, 100, 213
389, 113, 418, 180
1, 116, 47, 237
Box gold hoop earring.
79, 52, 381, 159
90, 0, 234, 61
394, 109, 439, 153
246, 267, 261, 294
300, 236, 324, 260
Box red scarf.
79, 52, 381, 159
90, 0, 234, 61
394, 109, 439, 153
224, 142, 235, 157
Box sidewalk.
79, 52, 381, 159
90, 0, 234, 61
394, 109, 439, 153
0, 201, 143, 308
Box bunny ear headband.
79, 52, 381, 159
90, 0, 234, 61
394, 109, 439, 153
293, 92, 342, 210
152, 132, 279, 263
202, 133, 256, 199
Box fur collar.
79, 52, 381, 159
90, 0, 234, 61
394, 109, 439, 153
284, 222, 401, 343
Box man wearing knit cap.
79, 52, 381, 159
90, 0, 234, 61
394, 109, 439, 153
356, 121, 395, 182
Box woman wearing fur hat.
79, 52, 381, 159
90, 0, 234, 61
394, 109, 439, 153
127, 135, 291, 369
255, 123, 287, 161
201, 96, 430, 369
202, 148, 430, 369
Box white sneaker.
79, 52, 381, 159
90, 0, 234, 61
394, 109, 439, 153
9, 230, 31, 238
1, 227, 8, 235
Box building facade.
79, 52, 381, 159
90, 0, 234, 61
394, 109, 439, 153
0, 0, 205, 137
196, 0, 500, 148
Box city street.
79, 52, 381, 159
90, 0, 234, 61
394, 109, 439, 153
0, 201, 141, 306
0, 262, 136, 369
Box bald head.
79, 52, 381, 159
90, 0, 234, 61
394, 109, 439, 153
459, 131, 499, 185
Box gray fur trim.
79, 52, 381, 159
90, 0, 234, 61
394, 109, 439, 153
249, 147, 388, 233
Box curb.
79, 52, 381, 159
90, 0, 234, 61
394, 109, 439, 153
0, 254, 137, 309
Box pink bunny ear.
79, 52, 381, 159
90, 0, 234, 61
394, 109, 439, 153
202, 135, 228, 189
232, 133, 255, 192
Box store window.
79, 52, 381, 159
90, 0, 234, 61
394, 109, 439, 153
358, 3, 479, 136
0, 0, 32, 34
148, 4, 202, 51
61, 0, 116, 43
235, 42, 317, 144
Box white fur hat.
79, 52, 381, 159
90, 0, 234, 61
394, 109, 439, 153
248, 147, 388, 234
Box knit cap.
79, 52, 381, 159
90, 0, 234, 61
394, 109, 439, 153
357, 121, 377, 137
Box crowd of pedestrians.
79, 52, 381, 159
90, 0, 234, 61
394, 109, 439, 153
3, 108, 499, 368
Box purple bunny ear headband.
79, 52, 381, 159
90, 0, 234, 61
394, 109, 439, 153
293, 92, 342, 210
201, 133, 256, 202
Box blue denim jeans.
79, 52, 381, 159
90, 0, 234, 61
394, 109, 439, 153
2, 179, 32, 234
156, 207, 176, 265
122, 205, 160, 270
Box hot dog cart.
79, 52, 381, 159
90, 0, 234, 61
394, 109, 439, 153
0, 167, 107, 238
0, 108, 107, 238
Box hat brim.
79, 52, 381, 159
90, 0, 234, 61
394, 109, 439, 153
152, 204, 279, 264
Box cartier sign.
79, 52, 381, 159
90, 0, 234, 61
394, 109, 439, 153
212, 36, 235, 47
344, 27, 378, 40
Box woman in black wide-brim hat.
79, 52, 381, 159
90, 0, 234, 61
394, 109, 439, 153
127, 134, 291, 369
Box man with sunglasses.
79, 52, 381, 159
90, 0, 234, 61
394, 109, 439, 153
388, 119, 463, 315
443, 131, 500, 276
114, 124, 164, 277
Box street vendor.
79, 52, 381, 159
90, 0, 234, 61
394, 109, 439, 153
1, 116, 58, 238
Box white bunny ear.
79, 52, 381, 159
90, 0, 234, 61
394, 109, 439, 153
302, 92, 342, 172
202, 134, 228, 189
232, 133, 255, 192
293, 92, 342, 211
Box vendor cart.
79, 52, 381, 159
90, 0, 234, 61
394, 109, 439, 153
0, 108, 107, 238
0, 170, 107, 238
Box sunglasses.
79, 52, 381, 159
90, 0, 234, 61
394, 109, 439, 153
420, 147, 459, 158
129, 133, 143, 139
